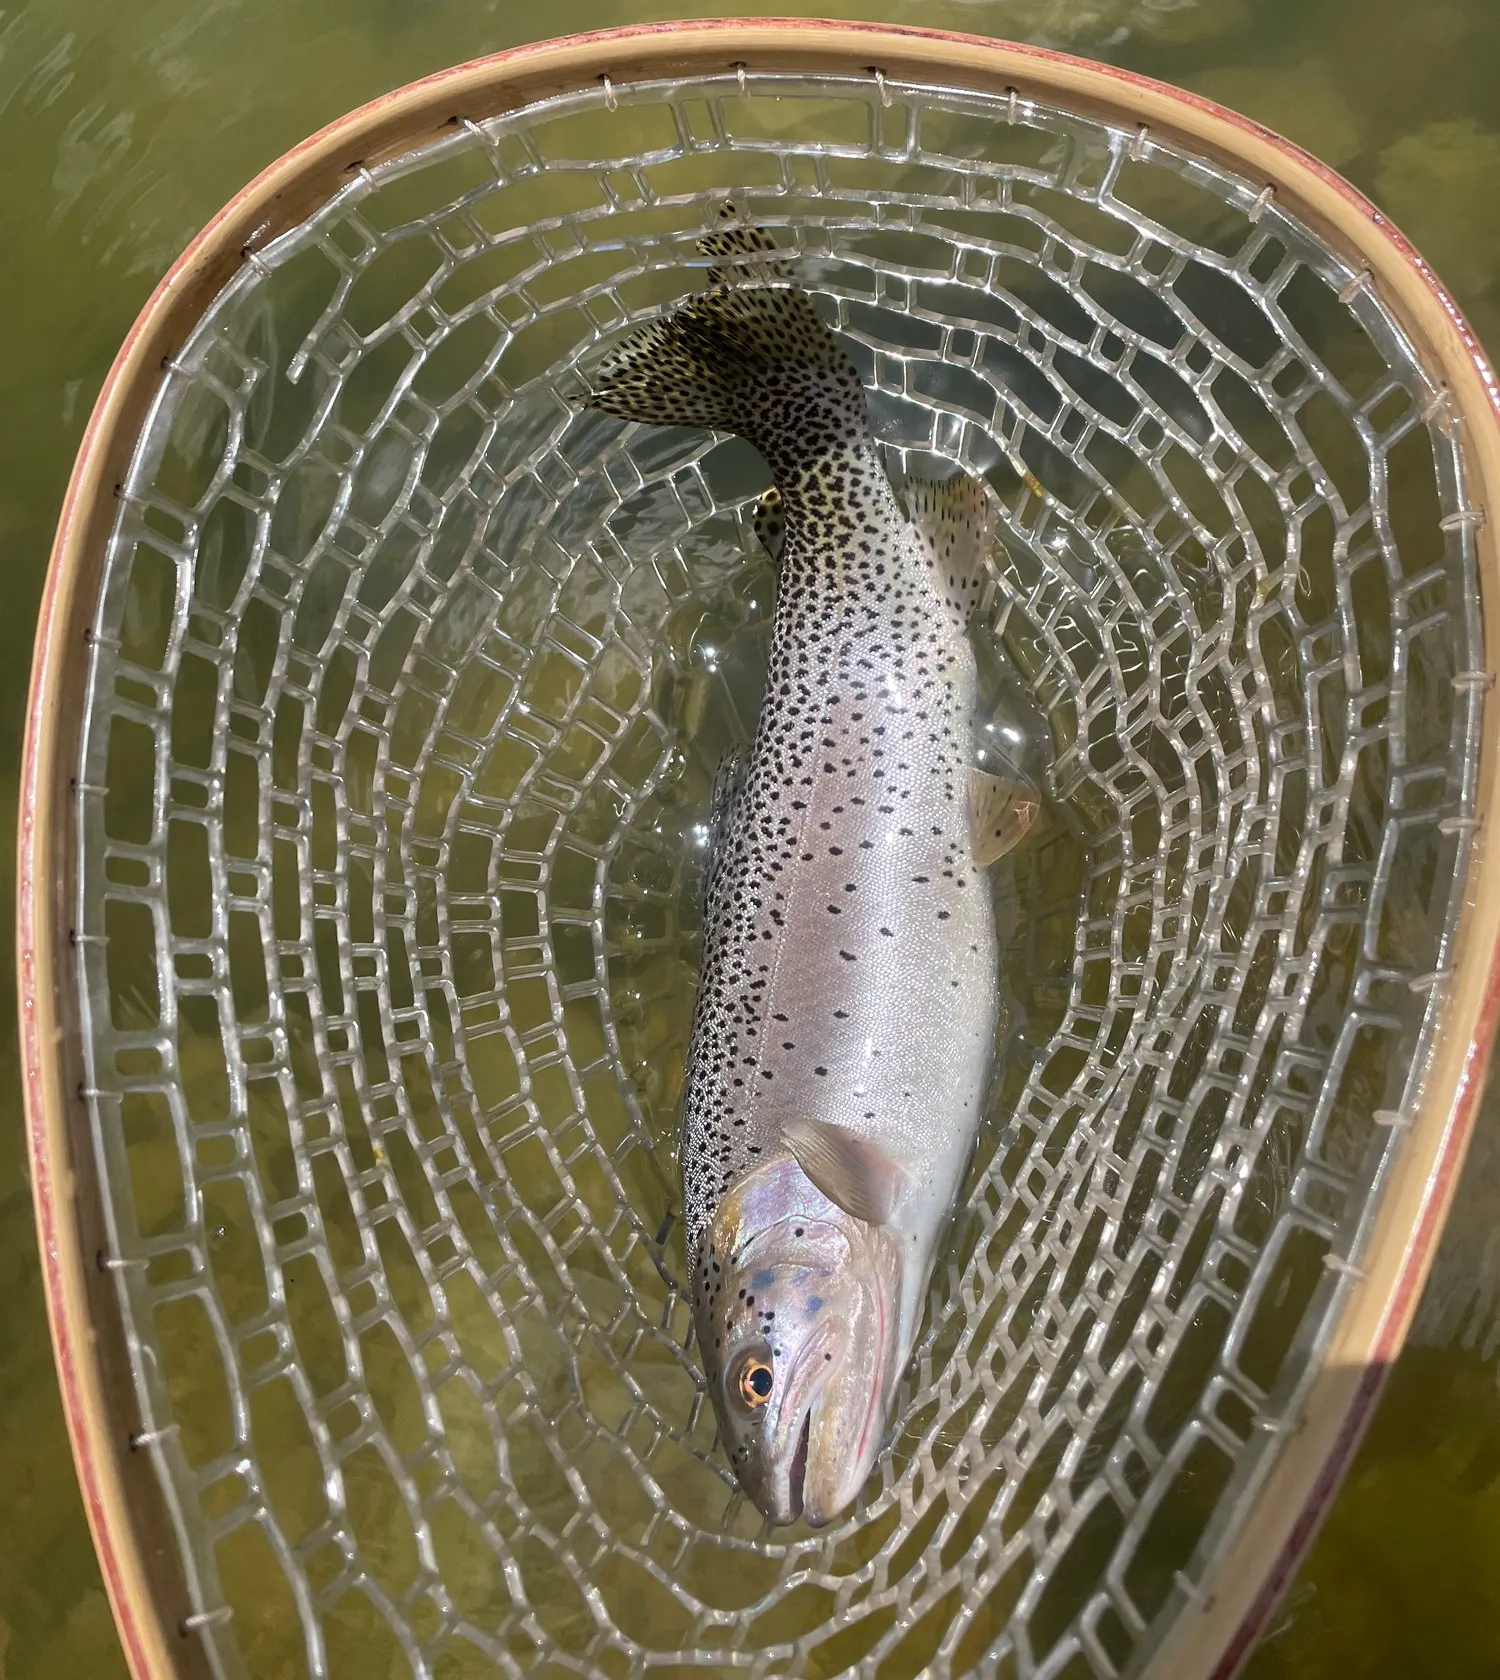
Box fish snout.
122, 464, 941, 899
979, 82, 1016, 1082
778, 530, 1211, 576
761, 1318, 846, 1524
800, 1231, 903, 1527
798, 1325, 896, 1528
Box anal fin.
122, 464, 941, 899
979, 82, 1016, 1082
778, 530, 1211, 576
969, 770, 1039, 867
783, 1118, 908, 1227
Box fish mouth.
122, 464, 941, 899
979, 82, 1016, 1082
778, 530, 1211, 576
764, 1308, 889, 1531
762, 1320, 840, 1525
799, 1228, 902, 1529
787, 1412, 811, 1522
805, 1303, 892, 1527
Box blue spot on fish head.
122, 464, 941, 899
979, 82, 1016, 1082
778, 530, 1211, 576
751, 1270, 775, 1292
806, 1296, 824, 1314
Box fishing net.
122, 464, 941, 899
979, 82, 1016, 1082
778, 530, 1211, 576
23, 24, 1500, 1680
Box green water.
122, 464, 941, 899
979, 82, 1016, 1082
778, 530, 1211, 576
3, 0, 1500, 1675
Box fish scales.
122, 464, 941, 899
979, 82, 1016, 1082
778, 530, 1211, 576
581, 211, 1033, 1526
682, 450, 998, 1286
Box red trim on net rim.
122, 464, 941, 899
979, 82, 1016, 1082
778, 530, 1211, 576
19, 267, 170, 1680
17, 19, 1500, 1680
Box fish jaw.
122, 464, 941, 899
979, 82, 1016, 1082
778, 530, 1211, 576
757, 1314, 846, 1524
799, 1226, 903, 1527
693, 1155, 905, 1526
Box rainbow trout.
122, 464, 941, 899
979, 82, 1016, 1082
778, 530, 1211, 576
582, 217, 1035, 1526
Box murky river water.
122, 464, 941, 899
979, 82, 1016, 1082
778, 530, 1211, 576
2, 0, 1499, 1674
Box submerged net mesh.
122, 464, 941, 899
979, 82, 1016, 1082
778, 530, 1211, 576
73, 65, 1482, 1680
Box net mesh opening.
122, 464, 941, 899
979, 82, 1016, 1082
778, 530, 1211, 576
72, 65, 1482, 1680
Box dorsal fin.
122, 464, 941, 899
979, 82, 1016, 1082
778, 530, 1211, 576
782, 1118, 908, 1227
905, 473, 994, 622
753, 487, 785, 563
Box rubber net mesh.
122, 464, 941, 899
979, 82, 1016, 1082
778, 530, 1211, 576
74, 67, 1482, 1680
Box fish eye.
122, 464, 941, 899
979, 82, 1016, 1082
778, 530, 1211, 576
733, 1354, 774, 1409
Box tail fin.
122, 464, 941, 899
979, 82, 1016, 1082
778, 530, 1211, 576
579, 211, 866, 446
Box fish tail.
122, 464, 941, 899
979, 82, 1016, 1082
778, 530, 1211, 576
579, 210, 866, 447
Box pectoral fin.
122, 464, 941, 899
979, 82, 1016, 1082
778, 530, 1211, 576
782, 1118, 908, 1227
969, 770, 1039, 867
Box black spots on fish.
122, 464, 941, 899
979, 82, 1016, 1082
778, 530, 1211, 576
678, 426, 992, 1264
815, 1066, 828, 1077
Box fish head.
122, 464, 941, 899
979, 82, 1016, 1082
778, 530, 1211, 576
693, 1155, 904, 1527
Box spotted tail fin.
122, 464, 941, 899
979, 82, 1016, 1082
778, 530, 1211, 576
578, 215, 866, 446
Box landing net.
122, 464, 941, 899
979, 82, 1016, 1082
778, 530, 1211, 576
23, 25, 1500, 1680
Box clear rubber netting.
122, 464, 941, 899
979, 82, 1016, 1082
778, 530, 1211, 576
75, 67, 1482, 1680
